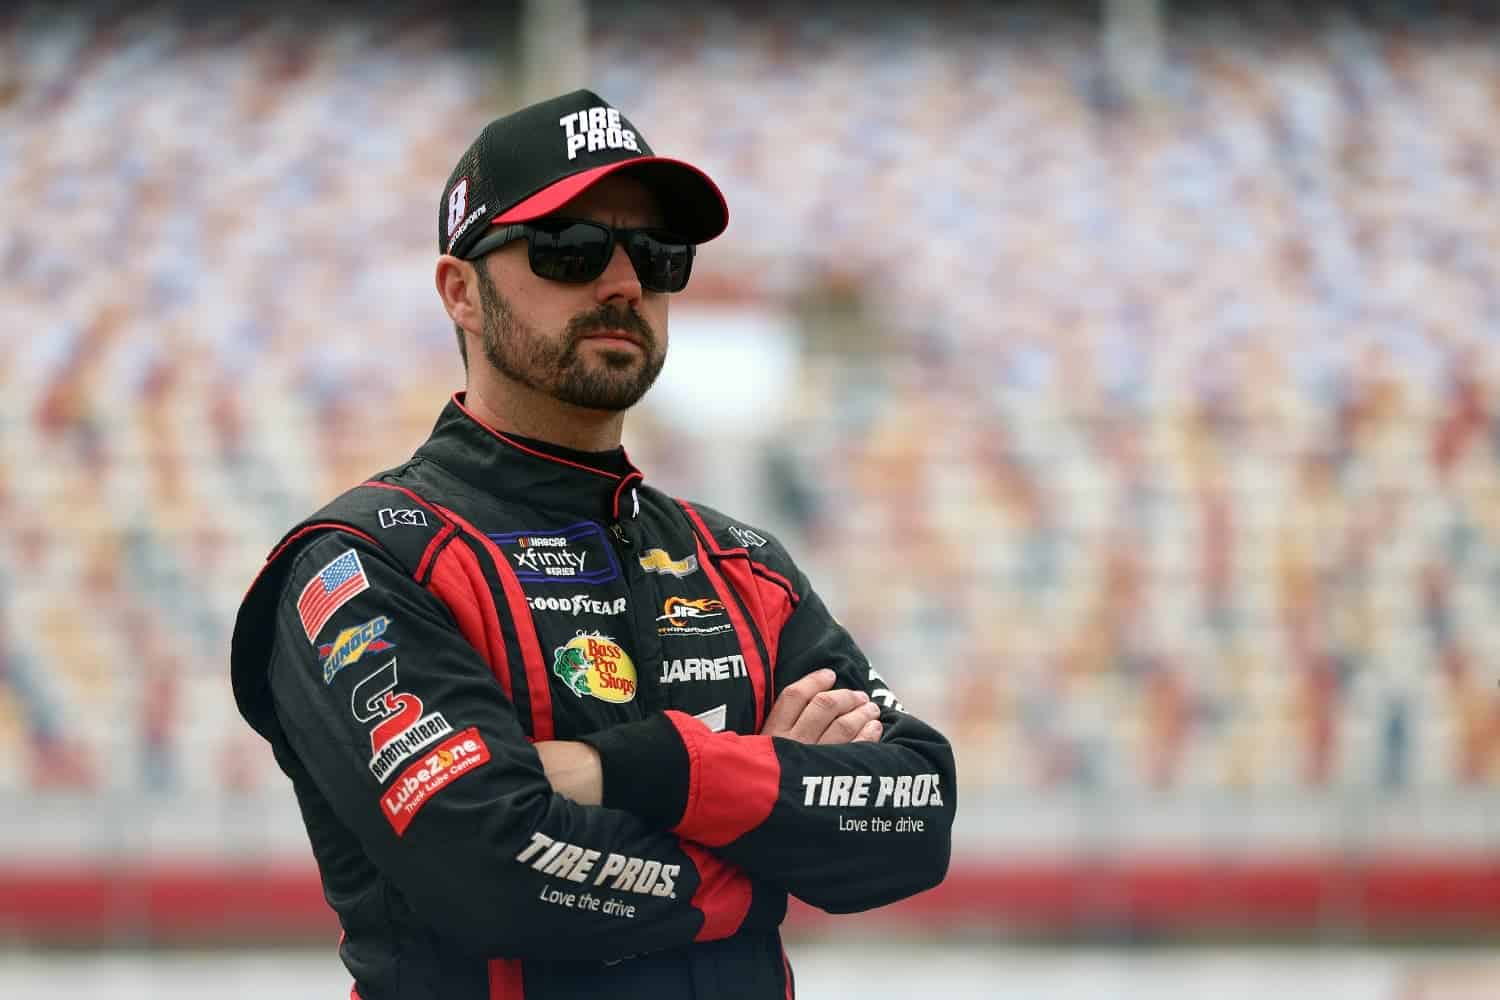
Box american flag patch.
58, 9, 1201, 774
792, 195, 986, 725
297, 550, 370, 641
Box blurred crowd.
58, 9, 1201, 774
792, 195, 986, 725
3, 1, 1500, 808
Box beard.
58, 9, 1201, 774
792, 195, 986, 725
474, 270, 666, 413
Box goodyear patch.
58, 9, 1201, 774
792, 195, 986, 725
319, 616, 395, 684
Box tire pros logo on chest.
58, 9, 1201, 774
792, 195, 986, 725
551, 631, 637, 703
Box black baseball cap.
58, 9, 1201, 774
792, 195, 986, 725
439, 89, 728, 258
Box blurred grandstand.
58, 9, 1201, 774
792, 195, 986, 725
4, 0, 1500, 950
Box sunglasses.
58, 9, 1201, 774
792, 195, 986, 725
463, 218, 696, 293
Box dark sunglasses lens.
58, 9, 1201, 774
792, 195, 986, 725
529, 222, 612, 283
628, 233, 694, 292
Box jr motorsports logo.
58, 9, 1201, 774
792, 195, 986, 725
656, 596, 733, 637
488, 522, 621, 585
552, 632, 637, 703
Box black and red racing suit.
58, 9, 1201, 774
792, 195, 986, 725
230, 393, 955, 1000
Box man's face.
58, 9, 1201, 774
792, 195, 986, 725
474, 175, 671, 413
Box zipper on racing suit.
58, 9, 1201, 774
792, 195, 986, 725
609, 511, 666, 713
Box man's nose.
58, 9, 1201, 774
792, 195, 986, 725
594, 242, 642, 306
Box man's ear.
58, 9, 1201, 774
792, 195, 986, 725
435, 255, 481, 334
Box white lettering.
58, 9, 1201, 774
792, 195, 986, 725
569, 848, 601, 883
514, 549, 587, 573
516, 831, 554, 864
635, 860, 662, 895
539, 885, 575, 908
657, 655, 747, 685
543, 843, 585, 878
559, 106, 642, 160
447, 201, 489, 252
527, 594, 626, 615
795, 773, 943, 810
446, 179, 469, 236
612, 857, 644, 892
538, 850, 675, 898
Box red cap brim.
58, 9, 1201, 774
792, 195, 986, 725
491, 156, 729, 243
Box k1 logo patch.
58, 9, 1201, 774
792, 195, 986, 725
727, 525, 769, 549
378, 508, 428, 529
488, 522, 621, 585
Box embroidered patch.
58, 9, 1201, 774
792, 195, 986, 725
298, 550, 369, 641
381, 727, 491, 836
552, 632, 637, 703
488, 522, 621, 585
318, 616, 395, 684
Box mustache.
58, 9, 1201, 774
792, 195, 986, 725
567, 305, 656, 349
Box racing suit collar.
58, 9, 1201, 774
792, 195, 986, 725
418, 392, 645, 522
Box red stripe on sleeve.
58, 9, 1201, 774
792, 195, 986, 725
748, 562, 797, 603
666, 711, 780, 847
781, 945, 795, 1000
427, 545, 513, 701
434, 503, 555, 742
679, 841, 753, 942
676, 502, 725, 556
413, 522, 456, 581
688, 536, 769, 729
487, 957, 524, 999
360, 482, 456, 581
713, 555, 795, 703
676, 502, 798, 606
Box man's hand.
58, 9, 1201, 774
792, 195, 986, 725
762, 668, 882, 744
535, 740, 603, 805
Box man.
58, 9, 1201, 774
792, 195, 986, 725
231, 89, 955, 1000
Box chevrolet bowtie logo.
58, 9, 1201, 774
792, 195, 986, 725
638, 549, 699, 578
